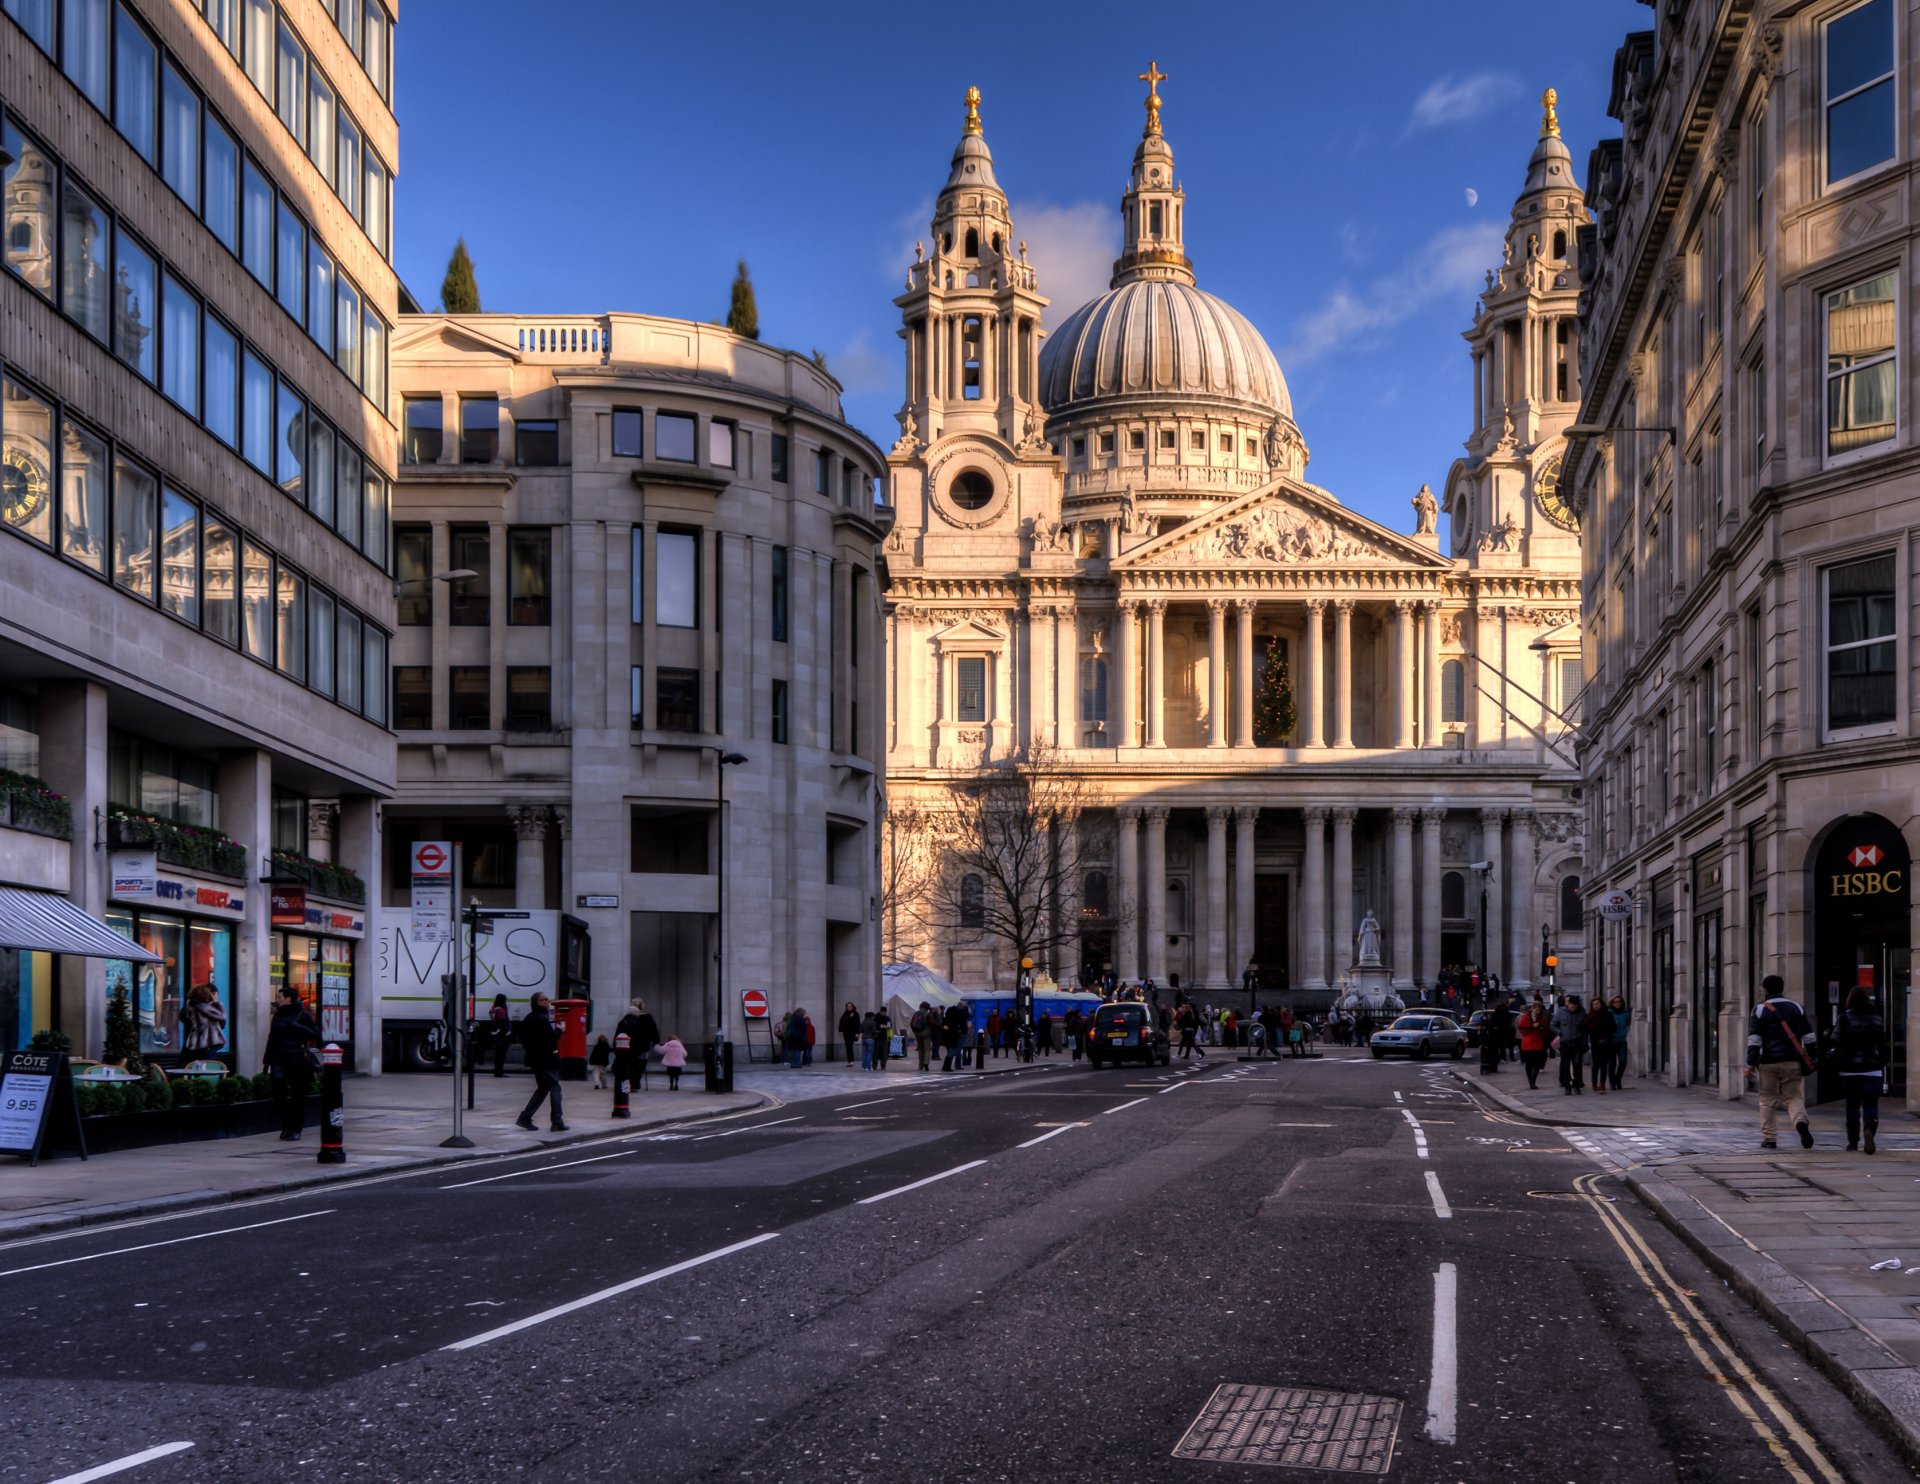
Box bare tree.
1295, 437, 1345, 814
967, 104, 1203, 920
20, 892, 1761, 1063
879, 802, 949, 963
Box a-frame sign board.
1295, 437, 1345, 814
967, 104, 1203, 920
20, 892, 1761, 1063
0, 1049, 89, 1166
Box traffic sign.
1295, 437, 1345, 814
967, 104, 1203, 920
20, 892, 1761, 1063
1598, 890, 1634, 920
411, 842, 449, 875
740, 989, 769, 1019
410, 839, 453, 945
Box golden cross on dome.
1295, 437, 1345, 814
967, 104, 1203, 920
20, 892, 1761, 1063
1541, 86, 1560, 139
1139, 60, 1168, 137
963, 85, 982, 137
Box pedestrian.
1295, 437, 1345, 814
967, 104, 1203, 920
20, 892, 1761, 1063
1607, 995, 1631, 1090
859, 1010, 876, 1070
985, 1008, 1003, 1059
942, 1002, 968, 1071
1516, 998, 1552, 1089
657, 1033, 688, 1090
487, 992, 512, 1076
1550, 994, 1587, 1094
1829, 987, 1890, 1153
1065, 1007, 1083, 1062
1581, 995, 1615, 1096
872, 1004, 892, 1070
1747, 975, 1819, 1150
912, 1003, 933, 1070
513, 992, 568, 1131
1036, 1011, 1055, 1057
1488, 995, 1515, 1067
783, 1008, 808, 1070
588, 1033, 613, 1090
802, 1010, 816, 1066
1288, 1010, 1307, 1057
617, 1000, 661, 1093
262, 985, 319, 1141
839, 1001, 861, 1066
180, 981, 227, 1052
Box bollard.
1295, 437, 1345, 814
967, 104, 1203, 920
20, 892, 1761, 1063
317, 1043, 345, 1164
611, 1032, 631, 1118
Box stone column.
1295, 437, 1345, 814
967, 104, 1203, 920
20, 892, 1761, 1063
1390, 808, 1416, 992
1393, 601, 1416, 749
1144, 806, 1169, 982
335, 795, 383, 1064
1113, 601, 1137, 749
1472, 605, 1504, 749
305, 801, 339, 864
1481, 809, 1506, 985
1115, 807, 1141, 980
1206, 599, 1229, 748
1421, 809, 1444, 991
1423, 602, 1443, 747
1205, 807, 1230, 988
1301, 806, 1329, 992
1302, 599, 1325, 748
1031, 607, 1056, 747
553, 806, 573, 918
1331, 600, 1354, 748
1508, 808, 1537, 994
1233, 806, 1258, 990
508, 805, 549, 909
39, 681, 107, 1059
1145, 600, 1167, 748
1055, 606, 1079, 749
1233, 599, 1257, 748
1054, 815, 1081, 989
1331, 807, 1356, 979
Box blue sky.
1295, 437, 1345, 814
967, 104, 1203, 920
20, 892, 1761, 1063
394, 0, 1646, 532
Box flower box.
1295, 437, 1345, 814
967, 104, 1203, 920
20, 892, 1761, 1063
107, 809, 248, 880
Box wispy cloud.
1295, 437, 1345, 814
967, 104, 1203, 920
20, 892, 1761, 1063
1009, 200, 1119, 328
1404, 72, 1523, 136
822, 331, 895, 397
1279, 221, 1504, 366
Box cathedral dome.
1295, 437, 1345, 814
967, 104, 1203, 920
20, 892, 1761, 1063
1039, 279, 1292, 424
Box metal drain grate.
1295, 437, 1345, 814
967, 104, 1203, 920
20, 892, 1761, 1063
1172, 1384, 1402, 1472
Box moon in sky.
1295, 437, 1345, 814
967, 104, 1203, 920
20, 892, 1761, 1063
1464, 187, 1479, 207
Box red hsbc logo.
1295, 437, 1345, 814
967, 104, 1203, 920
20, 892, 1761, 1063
1850, 845, 1884, 868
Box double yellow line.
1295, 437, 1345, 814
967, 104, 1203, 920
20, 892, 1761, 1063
1573, 1171, 1845, 1484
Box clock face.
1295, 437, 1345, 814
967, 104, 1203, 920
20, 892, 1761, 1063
1535, 455, 1577, 532
1, 447, 50, 534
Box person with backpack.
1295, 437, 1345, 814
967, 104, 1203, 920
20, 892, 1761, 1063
488, 993, 512, 1076
514, 993, 567, 1132
783, 1008, 808, 1070
1830, 987, 1891, 1153
911, 1003, 933, 1071
1748, 975, 1819, 1149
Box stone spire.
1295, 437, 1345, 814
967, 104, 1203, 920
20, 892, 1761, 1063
1111, 62, 1193, 288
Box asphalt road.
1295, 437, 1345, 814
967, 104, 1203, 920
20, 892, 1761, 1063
0, 1051, 1909, 1483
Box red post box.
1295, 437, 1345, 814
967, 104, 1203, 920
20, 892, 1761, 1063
552, 998, 590, 1081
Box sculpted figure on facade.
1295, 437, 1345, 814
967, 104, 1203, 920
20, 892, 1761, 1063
1411, 483, 1438, 535
1479, 512, 1519, 552
893, 408, 922, 456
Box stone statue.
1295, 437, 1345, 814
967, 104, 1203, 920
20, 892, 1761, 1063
892, 408, 921, 457
1357, 911, 1382, 965
1502, 238, 1513, 266
1412, 483, 1438, 535
1029, 509, 1072, 555
1263, 418, 1286, 469
1478, 512, 1519, 553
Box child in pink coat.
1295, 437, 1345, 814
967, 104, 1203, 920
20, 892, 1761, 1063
657, 1035, 688, 1090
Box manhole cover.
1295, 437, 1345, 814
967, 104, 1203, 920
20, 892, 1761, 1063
1172, 1384, 1402, 1472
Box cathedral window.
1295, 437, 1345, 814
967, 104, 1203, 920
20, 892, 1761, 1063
964, 228, 979, 258
1189, 430, 1205, 451
1082, 871, 1109, 918
1552, 229, 1567, 259
960, 874, 985, 928
949, 468, 993, 511
1079, 657, 1108, 723
1559, 876, 1583, 933
955, 656, 986, 722
1071, 436, 1086, 461
1158, 429, 1175, 450
1128, 430, 1145, 451
1098, 433, 1115, 455
1149, 203, 1163, 237
961, 316, 982, 399
1218, 433, 1232, 453
1441, 659, 1465, 724
1244, 437, 1258, 459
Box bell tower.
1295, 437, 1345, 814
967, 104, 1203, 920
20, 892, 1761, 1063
1111, 61, 1194, 288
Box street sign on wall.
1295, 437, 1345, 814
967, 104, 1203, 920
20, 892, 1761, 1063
740, 989, 769, 1019
1597, 891, 1634, 920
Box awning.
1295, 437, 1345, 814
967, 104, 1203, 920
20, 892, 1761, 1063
0, 887, 161, 961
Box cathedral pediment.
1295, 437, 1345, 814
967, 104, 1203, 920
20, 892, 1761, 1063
928, 616, 1008, 643
1113, 480, 1453, 571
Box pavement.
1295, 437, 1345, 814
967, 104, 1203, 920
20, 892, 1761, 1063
1455, 1055, 1920, 1469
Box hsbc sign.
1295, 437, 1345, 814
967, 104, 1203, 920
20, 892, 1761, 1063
1818, 817, 1911, 908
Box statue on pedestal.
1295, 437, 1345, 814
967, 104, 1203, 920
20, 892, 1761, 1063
1356, 910, 1383, 966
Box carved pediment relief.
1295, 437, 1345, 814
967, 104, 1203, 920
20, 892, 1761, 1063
929, 616, 1008, 644
1114, 481, 1455, 571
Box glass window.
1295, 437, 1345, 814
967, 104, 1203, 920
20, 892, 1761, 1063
771, 678, 788, 744
239, 350, 273, 475
203, 514, 236, 644
240, 540, 272, 661
307, 69, 335, 186
612, 408, 642, 458
1826, 554, 1897, 730
335, 113, 361, 221
956, 656, 986, 722
449, 526, 489, 625
58, 416, 108, 570
60, 181, 110, 341
334, 441, 360, 547
814, 449, 830, 493
308, 587, 334, 698
362, 306, 386, 411
515, 419, 559, 467
362, 2, 388, 99
771, 433, 788, 483
275, 380, 304, 501
771, 545, 788, 641
450, 667, 489, 728
656, 531, 697, 627
62, 0, 109, 111
1079, 656, 1107, 722
394, 526, 430, 625
628, 527, 643, 623
275, 200, 304, 321
334, 276, 361, 384
160, 273, 198, 415
335, 608, 361, 710
506, 668, 551, 730
4, 0, 54, 51
335, 0, 360, 58
1825, 272, 1896, 457
1826, 0, 1896, 185
960, 874, 984, 927
203, 315, 238, 447
307, 241, 334, 351
363, 154, 387, 255
308, 417, 335, 526
656, 668, 700, 732
203, 115, 238, 253
1, 126, 55, 299
243, 0, 274, 96
362, 627, 386, 724
403, 397, 442, 463
0, 378, 52, 546
206, 0, 239, 55
112, 456, 157, 602
1441, 658, 1466, 723
456, 397, 499, 463
392, 665, 429, 728
709, 420, 735, 468
113, 3, 157, 162
241, 154, 273, 288
275, 565, 306, 681
508, 528, 550, 624
656, 413, 695, 462
160, 61, 199, 208
363, 468, 386, 567
275, 16, 305, 141
113, 226, 156, 381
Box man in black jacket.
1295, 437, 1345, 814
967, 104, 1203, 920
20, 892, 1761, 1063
1747, 975, 1817, 1149
262, 986, 320, 1141
615, 1000, 661, 1093
515, 993, 568, 1132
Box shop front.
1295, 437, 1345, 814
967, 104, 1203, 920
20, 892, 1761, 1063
270, 890, 365, 1071
104, 863, 246, 1066
1809, 813, 1910, 1100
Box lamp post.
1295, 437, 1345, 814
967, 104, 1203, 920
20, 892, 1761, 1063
1468, 860, 1495, 1004
707, 750, 748, 1092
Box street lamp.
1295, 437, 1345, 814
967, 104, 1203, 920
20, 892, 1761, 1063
707, 749, 748, 1092
1468, 860, 1495, 1001
1559, 422, 1677, 514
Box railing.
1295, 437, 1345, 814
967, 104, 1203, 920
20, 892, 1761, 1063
0, 774, 72, 840
269, 850, 368, 905
107, 810, 248, 880
513, 319, 611, 360
1065, 464, 1271, 499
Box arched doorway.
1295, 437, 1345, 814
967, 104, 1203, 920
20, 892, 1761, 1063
1809, 813, 1910, 1100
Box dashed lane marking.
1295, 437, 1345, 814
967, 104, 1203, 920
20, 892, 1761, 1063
45, 1443, 196, 1484
0, 1211, 332, 1281
857, 1160, 989, 1206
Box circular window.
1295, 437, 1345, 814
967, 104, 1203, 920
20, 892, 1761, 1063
950, 469, 995, 510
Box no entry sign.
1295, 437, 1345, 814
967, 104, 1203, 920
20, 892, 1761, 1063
740, 989, 770, 1019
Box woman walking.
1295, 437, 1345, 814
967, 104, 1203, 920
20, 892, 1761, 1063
838, 1001, 861, 1067
1607, 995, 1631, 1090
1582, 995, 1616, 1096
1830, 987, 1891, 1153
1516, 999, 1552, 1089
1550, 994, 1587, 1094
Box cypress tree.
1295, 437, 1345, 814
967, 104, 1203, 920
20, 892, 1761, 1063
1252, 638, 1298, 746
725, 260, 759, 340
440, 238, 481, 314
102, 981, 143, 1072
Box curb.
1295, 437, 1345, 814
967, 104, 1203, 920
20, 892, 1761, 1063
1448, 1068, 1748, 1132
0, 1090, 775, 1243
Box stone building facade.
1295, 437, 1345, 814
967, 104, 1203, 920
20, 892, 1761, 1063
387, 312, 887, 1054
1575, 0, 1917, 1101
1, 0, 399, 1066
885, 82, 1588, 1008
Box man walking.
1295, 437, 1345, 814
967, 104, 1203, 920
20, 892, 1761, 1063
1748, 974, 1818, 1149
514, 992, 568, 1132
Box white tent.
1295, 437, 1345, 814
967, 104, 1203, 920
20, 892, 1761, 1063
882, 961, 969, 1026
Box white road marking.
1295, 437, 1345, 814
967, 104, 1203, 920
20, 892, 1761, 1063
444, 1232, 780, 1350
1393, 1091, 1404, 1103
856, 1160, 988, 1206
0, 1211, 332, 1280
834, 1099, 892, 1112
45, 1443, 195, 1483
1424, 1171, 1453, 1220
718, 1116, 803, 1137
1016, 1123, 1085, 1149
440, 1150, 634, 1189
1426, 1262, 1458, 1444
1102, 1098, 1147, 1116
1158, 1080, 1190, 1095
1401, 1108, 1430, 1159
1268, 1122, 1334, 1128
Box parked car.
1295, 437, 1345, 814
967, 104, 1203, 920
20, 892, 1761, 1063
1464, 1010, 1493, 1048
1088, 1002, 1170, 1068
1370, 1014, 1468, 1061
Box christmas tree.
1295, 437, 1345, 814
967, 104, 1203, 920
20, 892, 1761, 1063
1253, 638, 1297, 746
